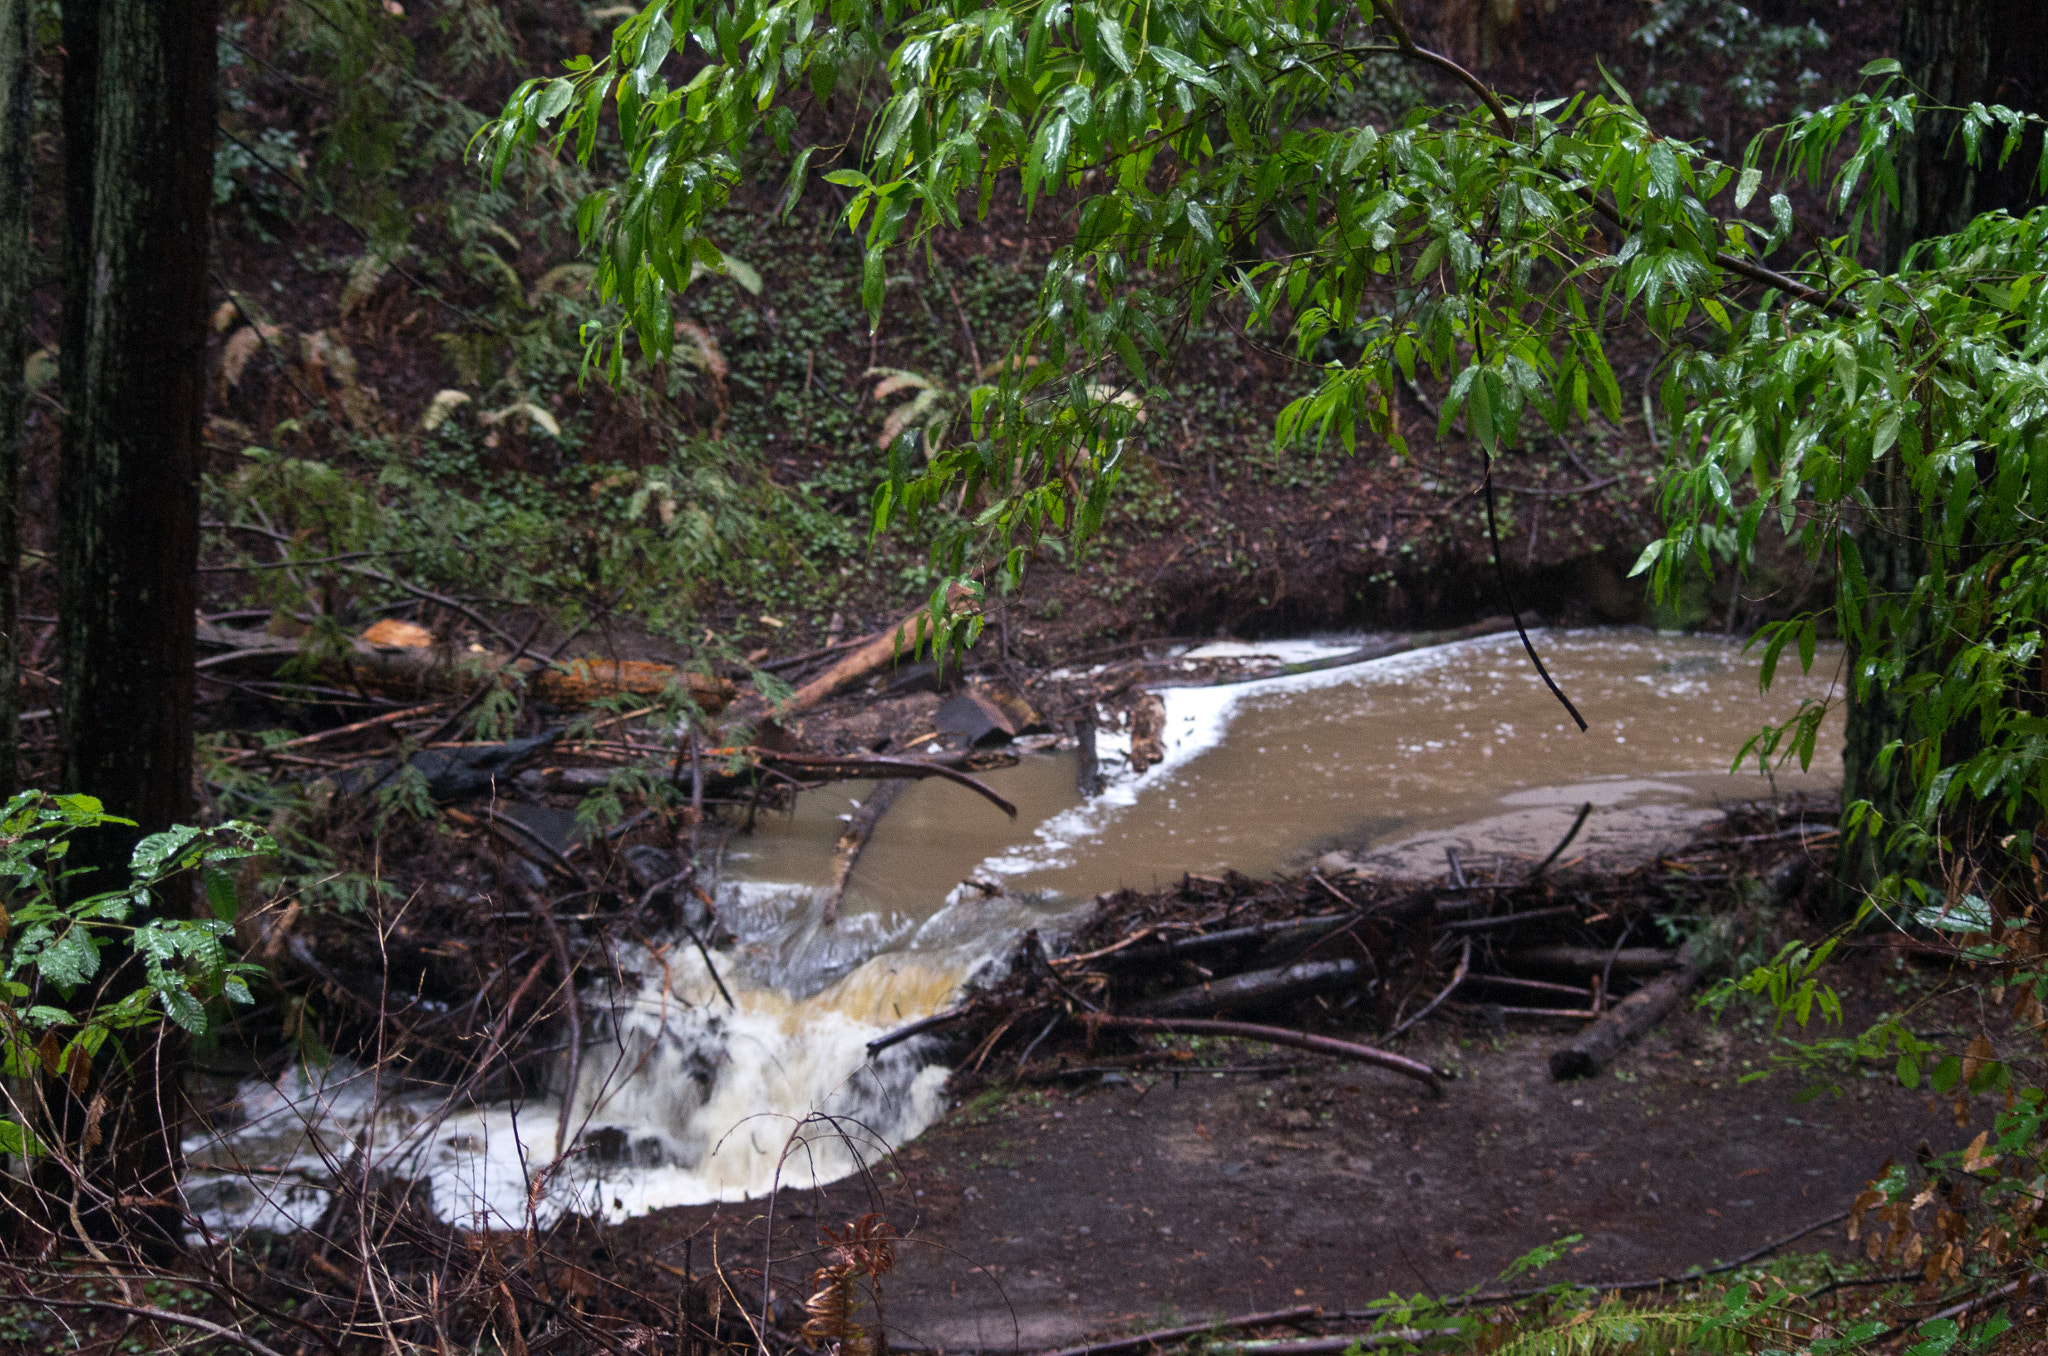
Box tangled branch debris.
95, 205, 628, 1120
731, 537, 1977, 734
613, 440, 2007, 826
865, 799, 1836, 1095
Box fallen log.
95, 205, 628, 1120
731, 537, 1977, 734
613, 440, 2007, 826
1508, 945, 1678, 976
1548, 954, 1701, 1080
336, 729, 565, 802
817, 745, 1008, 918
1075, 716, 1101, 797
196, 620, 733, 712
823, 779, 909, 923
775, 588, 983, 716
1247, 913, 1381, 968
1084, 1014, 1442, 1094
1132, 959, 1359, 1018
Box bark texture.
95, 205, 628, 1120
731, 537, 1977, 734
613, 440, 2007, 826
52, 0, 219, 1251
59, 0, 217, 853
0, 0, 29, 796
1887, 0, 2048, 268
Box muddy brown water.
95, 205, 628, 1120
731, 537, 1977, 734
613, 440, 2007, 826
186, 628, 1848, 1234
734, 627, 1844, 912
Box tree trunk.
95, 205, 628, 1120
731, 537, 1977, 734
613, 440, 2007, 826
54, 0, 218, 1250
60, 0, 215, 869
1836, 454, 1930, 913
1837, 0, 2048, 909
1887, 0, 2048, 268
0, 0, 28, 798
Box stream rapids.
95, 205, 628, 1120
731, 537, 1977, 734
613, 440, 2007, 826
182, 627, 1843, 1234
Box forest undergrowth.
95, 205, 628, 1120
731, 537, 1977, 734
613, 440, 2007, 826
4, 2, 2042, 1355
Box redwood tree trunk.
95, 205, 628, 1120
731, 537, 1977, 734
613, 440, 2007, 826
1836, 0, 2048, 909
1887, 0, 2048, 266
54, 0, 217, 1247
0, 0, 28, 798
59, 0, 214, 873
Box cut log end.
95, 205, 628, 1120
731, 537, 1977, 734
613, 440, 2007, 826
1547, 962, 1700, 1081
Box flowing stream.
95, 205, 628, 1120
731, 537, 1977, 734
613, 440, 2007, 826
184, 628, 1844, 1233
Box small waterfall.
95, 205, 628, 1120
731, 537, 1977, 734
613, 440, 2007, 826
184, 882, 1059, 1234
184, 628, 1844, 1236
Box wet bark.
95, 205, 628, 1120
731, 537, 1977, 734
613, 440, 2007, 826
1835, 456, 1930, 913
59, 0, 215, 868
0, 0, 29, 796
1548, 956, 1701, 1081
1886, 0, 2048, 268
822, 777, 908, 923
52, 0, 218, 1250
1835, 0, 2048, 910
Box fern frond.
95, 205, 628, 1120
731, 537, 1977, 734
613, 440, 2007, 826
1487, 1302, 1741, 1356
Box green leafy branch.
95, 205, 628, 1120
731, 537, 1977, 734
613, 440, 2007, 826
0, 793, 272, 1158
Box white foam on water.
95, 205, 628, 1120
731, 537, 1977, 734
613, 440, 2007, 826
182, 626, 1833, 1237
972, 632, 1514, 882
183, 888, 1044, 1235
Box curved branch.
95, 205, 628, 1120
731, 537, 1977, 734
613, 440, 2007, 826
1083, 1013, 1443, 1093
1364, 0, 1515, 135
1362, 0, 1851, 317
748, 749, 1019, 817
0, 1296, 289, 1356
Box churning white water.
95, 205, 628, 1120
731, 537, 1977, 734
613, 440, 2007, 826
183, 628, 1843, 1233
182, 885, 1051, 1233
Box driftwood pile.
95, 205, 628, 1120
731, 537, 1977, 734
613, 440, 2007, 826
871, 807, 1836, 1087
207, 585, 1833, 1113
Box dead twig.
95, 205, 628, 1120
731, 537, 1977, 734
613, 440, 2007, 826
1439, 904, 1580, 933
752, 749, 1017, 817
1038, 1305, 1324, 1356
1528, 802, 1594, 880
1, 1295, 291, 1356
1386, 937, 1471, 1040
224, 701, 445, 760
539, 896, 583, 1159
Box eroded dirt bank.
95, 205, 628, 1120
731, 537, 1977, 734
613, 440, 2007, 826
607, 979, 1968, 1351
574, 802, 1978, 1356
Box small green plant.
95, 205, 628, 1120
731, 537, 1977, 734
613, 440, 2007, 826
0, 793, 271, 1159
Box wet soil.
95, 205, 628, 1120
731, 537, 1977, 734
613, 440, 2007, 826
616, 972, 1975, 1352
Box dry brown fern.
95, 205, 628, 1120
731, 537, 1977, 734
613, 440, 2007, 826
801, 1214, 898, 1356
